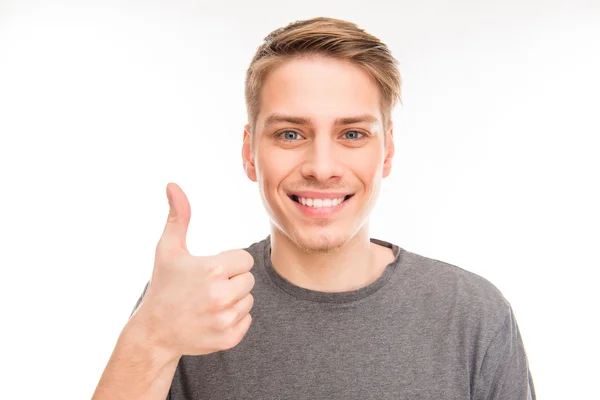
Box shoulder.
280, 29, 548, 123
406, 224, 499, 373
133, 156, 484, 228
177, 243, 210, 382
397, 248, 511, 328
243, 237, 267, 259
243, 235, 271, 263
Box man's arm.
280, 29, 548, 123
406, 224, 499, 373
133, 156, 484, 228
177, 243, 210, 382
472, 305, 536, 400
91, 298, 180, 400
91, 182, 256, 399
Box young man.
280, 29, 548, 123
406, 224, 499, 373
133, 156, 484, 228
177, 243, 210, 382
93, 17, 536, 400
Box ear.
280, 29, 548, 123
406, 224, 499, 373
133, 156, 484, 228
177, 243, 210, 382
242, 124, 257, 182
382, 120, 395, 178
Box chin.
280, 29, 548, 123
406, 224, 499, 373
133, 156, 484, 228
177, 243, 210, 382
288, 227, 351, 254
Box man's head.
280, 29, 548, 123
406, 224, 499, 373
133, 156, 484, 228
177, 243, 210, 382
241, 17, 401, 254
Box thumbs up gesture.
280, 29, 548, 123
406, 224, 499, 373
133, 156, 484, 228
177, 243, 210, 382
131, 183, 255, 359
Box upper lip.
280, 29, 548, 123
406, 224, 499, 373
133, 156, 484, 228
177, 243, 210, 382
288, 191, 353, 199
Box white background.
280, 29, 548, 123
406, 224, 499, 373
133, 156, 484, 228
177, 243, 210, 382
1, 0, 598, 398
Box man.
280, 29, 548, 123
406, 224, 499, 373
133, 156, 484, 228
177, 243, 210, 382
92, 17, 536, 400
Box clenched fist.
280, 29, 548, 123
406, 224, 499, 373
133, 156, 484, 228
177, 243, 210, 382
130, 182, 255, 359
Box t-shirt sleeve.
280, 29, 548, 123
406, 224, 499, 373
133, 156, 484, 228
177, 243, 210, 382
129, 281, 150, 318
473, 305, 536, 400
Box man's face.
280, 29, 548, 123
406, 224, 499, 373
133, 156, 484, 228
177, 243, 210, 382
242, 55, 394, 253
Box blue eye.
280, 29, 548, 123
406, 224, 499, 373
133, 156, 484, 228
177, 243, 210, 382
277, 130, 365, 141
344, 130, 364, 140
280, 131, 300, 141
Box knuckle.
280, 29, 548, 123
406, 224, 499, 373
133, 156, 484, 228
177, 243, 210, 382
209, 290, 229, 310
206, 287, 220, 306
222, 330, 242, 350
219, 337, 233, 351
215, 311, 236, 330
154, 245, 171, 266
202, 257, 220, 274
243, 251, 255, 267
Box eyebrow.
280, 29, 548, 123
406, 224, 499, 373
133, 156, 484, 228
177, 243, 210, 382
262, 113, 379, 129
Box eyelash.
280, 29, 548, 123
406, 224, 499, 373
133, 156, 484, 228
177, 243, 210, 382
275, 130, 367, 142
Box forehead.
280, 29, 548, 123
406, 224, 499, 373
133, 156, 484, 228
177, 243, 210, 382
257, 56, 382, 128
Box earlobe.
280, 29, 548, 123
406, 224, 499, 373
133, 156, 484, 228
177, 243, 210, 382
242, 124, 257, 182
382, 122, 394, 178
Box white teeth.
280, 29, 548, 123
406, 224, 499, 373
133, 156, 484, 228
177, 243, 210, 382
296, 196, 346, 208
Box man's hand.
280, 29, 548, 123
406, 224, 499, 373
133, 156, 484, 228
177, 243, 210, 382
130, 182, 256, 361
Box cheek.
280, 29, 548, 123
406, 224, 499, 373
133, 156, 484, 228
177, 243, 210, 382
350, 152, 382, 182
258, 150, 296, 188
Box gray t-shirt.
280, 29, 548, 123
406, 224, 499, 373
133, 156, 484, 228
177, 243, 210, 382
132, 235, 536, 399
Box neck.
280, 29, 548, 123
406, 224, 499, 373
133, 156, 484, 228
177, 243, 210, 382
269, 225, 390, 293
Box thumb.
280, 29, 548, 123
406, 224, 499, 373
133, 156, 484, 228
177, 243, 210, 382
160, 182, 191, 252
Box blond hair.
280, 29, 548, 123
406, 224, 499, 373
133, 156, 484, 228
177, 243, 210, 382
244, 17, 401, 147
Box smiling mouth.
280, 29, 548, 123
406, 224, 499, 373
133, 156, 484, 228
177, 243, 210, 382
289, 194, 354, 204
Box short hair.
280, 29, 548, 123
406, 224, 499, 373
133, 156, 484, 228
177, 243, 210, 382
244, 17, 402, 149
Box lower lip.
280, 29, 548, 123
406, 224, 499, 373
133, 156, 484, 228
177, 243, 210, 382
289, 195, 352, 218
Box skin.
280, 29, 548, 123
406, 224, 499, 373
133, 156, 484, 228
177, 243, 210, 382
242, 55, 397, 293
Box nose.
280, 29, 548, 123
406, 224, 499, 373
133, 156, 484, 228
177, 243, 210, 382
299, 135, 345, 182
